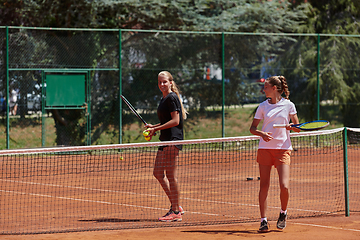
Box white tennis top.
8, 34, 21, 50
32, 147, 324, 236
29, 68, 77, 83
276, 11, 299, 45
254, 98, 297, 150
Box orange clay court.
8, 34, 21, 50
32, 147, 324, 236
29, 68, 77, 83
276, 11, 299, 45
0, 135, 359, 239
1, 213, 360, 240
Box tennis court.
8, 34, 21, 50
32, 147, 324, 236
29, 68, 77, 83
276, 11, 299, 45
2, 214, 360, 240
0, 128, 359, 238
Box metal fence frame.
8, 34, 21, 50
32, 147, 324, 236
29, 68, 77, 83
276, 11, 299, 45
2, 26, 360, 149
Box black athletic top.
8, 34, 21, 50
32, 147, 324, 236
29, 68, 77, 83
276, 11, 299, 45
157, 92, 184, 142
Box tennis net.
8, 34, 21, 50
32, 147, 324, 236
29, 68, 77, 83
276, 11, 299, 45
0, 127, 359, 234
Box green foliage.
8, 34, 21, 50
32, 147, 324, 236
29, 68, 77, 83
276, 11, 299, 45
288, 0, 360, 124
0, 0, 308, 31
341, 82, 360, 128
2, 0, 360, 147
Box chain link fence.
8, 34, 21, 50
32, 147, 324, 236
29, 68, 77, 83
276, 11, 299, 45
1, 27, 360, 149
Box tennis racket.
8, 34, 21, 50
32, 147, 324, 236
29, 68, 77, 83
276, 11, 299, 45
121, 95, 148, 125
120, 95, 155, 140
273, 120, 330, 131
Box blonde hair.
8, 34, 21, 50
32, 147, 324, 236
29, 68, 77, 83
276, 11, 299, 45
267, 75, 290, 99
158, 71, 188, 120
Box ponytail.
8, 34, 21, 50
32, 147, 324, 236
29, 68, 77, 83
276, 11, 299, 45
158, 71, 188, 120
267, 75, 290, 99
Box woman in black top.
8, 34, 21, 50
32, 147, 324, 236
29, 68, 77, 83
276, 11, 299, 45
146, 71, 187, 222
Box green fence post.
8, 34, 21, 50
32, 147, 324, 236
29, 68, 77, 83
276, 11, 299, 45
5, 26, 9, 149
221, 32, 225, 138
119, 29, 123, 144
343, 127, 350, 216
317, 34, 320, 121
315, 34, 321, 147
87, 71, 91, 145
41, 71, 46, 147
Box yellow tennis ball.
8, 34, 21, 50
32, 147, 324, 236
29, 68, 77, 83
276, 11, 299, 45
119, 156, 123, 160
143, 130, 150, 137
145, 136, 151, 141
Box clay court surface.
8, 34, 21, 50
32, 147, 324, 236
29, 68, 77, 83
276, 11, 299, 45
0, 132, 359, 239
1, 213, 360, 240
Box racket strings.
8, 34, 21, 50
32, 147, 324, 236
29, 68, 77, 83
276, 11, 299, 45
301, 121, 329, 129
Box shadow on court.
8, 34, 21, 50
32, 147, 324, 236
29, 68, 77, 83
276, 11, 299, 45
182, 229, 282, 235
3, 214, 360, 240
79, 218, 158, 223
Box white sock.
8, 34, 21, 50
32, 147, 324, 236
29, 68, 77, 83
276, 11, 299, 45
261, 217, 267, 222
280, 209, 287, 214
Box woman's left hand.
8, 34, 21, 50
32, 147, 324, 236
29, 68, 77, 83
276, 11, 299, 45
146, 127, 156, 136
286, 123, 300, 132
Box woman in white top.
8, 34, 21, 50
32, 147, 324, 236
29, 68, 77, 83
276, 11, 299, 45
250, 76, 300, 232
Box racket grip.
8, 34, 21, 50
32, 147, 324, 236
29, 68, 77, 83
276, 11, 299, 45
273, 124, 286, 128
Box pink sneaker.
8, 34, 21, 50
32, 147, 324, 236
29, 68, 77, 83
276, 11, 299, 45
158, 210, 182, 222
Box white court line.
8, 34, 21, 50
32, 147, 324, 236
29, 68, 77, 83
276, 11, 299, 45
0, 189, 240, 218
0, 179, 330, 215
0, 189, 160, 209
291, 222, 360, 232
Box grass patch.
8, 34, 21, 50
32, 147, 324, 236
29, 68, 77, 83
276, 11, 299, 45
0, 104, 345, 149
0, 116, 56, 149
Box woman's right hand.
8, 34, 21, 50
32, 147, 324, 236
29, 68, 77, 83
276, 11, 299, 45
145, 124, 156, 137
261, 132, 273, 142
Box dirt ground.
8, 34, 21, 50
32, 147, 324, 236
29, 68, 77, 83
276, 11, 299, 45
1, 213, 359, 240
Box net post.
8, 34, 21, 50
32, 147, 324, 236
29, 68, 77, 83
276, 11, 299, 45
343, 127, 350, 216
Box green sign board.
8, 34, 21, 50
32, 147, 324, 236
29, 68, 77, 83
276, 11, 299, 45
46, 74, 86, 107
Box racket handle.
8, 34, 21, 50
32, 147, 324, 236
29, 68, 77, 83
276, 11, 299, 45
273, 124, 286, 128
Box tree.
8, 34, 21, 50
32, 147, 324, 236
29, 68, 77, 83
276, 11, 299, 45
283, 0, 360, 124
117, 0, 310, 106
0, 0, 318, 144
